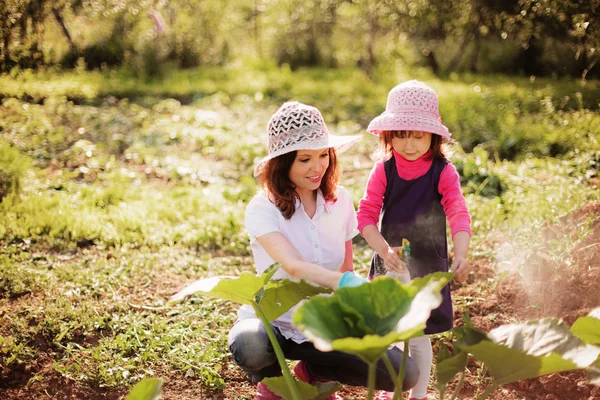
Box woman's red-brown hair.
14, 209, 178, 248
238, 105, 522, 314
377, 130, 448, 160
258, 148, 339, 219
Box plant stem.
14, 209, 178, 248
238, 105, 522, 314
476, 383, 498, 400
382, 353, 403, 399
397, 340, 409, 390
439, 387, 446, 400
253, 304, 302, 400
451, 372, 465, 400
367, 362, 376, 400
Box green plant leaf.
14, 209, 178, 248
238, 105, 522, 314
169, 263, 281, 305
458, 319, 600, 385
259, 279, 332, 323
434, 342, 468, 392
571, 308, 600, 345
293, 273, 453, 364
125, 378, 163, 400
262, 376, 342, 400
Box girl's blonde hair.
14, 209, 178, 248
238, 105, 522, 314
375, 130, 450, 160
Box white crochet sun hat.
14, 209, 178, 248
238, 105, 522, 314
367, 80, 451, 140
254, 102, 361, 177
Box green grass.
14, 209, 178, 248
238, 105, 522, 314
1, 66, 599, 395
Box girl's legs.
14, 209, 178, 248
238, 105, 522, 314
407, 335, 433, 399
228, 318, 420, 392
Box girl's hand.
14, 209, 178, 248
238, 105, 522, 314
382, 247, 408, 274
451, 257, 470, 281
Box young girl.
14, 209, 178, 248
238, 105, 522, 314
357, 81, 472, 400
229, 101, 419, 400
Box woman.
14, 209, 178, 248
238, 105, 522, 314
228, 101, 419, 399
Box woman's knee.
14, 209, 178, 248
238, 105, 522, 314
228, 319, 275, 372
383, 347, 420, 391
402, 356, 420, 391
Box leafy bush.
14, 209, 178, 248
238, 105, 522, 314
0, 142, 31, 201
453, 146, 507, 198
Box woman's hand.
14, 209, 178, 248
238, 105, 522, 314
338, 271, 369, 289
382, 247, 408, 274
451, 257, 470, 281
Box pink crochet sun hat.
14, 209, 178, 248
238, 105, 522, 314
254, 102, 361, 177
367, 80, 451, 140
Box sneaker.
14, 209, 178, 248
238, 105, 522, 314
256, 382, 282, 400
293, 361, 342, 400
374, 391, 393, 400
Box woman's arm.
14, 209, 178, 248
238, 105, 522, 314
257, 232, 345, 289
338, 240, 354, 273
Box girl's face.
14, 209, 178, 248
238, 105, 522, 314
391, 130, 432, 161
289, 148, 330, 194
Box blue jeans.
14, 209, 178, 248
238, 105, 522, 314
228, 318, 419, 392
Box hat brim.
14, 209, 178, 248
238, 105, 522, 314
253, 134, 362, 177
367, 112, 451, 140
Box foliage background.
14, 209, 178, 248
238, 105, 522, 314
1, 1, 600, 399
0, 0, 598, 78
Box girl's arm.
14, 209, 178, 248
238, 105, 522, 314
439, 163, 472, 281
451, 231, 470, 281
257, 232, 347, 290
439, 163, 472, 236
358, 162, 406, 273
361, 224, 407, 274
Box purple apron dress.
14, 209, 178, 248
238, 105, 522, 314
369, 155, 453, 334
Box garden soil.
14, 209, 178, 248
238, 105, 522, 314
2, 202, 600, 399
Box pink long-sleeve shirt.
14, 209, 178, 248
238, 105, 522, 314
357, 149, 472, 237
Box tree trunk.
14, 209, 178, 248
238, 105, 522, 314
364, 11, 376, 77
52, 7, 76, 50
582, 58, 598, 80
253, 0, 262, 58
446, 14, 481, 73
424, 49, 439, 75
469, 32, 480, 72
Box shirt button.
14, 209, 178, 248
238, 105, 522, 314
316, 262, 321, 265
311, 225, 315, 229
314, 244, 319, 248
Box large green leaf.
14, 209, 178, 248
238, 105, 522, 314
125, 378, 163, 400
571, 308, 600, 345
169, 263, 281, 305
259, 279, 332, 322
263, 376, 342, 400
293, 273, 453, 364
170, 264, 332, 323
458, 319, 600, 385
434, 343, 468, 392
335, 278, 411, 336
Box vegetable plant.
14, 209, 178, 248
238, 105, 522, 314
293, 272, 454, 400
169, 263, 340, 400
435, 308, 600, 399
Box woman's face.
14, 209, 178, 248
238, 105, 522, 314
289, 148, 330, 194
391, 130, 432, 160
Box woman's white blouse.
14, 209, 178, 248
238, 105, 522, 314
239, 186, 359, 343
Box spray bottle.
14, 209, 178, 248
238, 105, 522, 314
386, 238, 411, 283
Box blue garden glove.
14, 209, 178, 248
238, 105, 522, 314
338, 271, 369, 289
